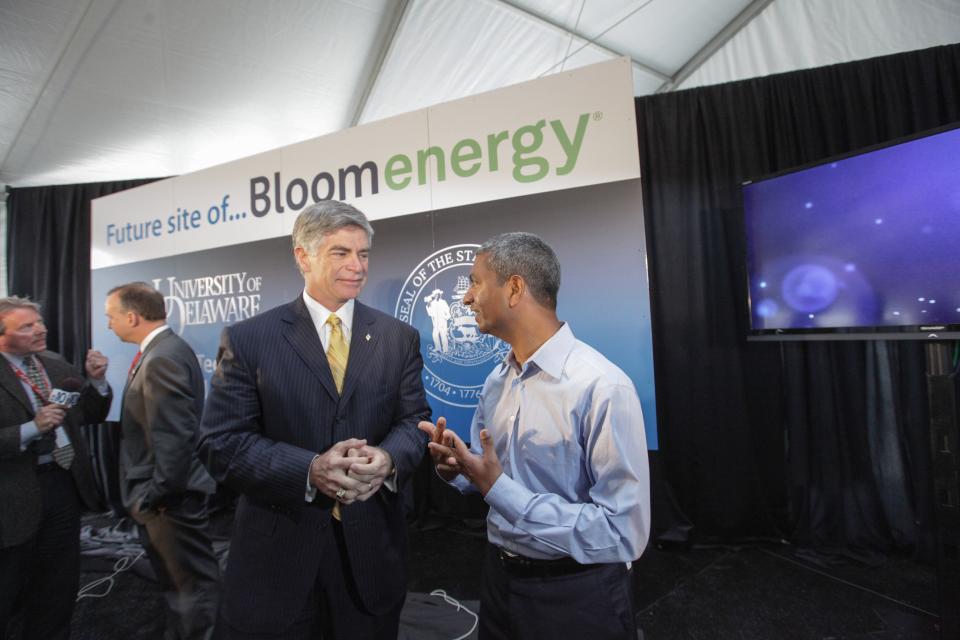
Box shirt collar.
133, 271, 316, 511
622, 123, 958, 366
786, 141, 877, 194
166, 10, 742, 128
302, 290, 354, 334
1, 351, 32, 369
498, 322, 574, 380
140, 325, 170, 351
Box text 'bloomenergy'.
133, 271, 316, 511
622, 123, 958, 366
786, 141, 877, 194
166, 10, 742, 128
249, 113, 592, 216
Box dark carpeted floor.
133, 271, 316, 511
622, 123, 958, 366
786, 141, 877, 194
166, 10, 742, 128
42, 512, 941, 639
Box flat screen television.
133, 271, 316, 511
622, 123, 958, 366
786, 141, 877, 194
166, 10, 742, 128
743, 123, 960, 341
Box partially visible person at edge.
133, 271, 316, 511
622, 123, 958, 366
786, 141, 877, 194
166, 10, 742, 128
0, 296, 112, 640
419, 232, 650, 640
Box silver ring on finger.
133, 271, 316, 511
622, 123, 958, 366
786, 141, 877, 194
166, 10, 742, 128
336, 487, 346, 499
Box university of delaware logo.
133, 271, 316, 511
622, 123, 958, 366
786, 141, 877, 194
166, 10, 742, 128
395, 244, 510, 408
154, 272, 263, 335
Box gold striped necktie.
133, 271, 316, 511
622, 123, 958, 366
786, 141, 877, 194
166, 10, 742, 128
326, 314, 349, 394
326, 314, 349, 520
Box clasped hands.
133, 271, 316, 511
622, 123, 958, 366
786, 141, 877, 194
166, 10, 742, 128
309, 439, 393, 505
417, 417, 502, 496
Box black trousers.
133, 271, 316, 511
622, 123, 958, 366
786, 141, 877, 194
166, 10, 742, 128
0, 466, 82, 640
479, 543, 637, 640
132, 493, 221, 640
213, 520, 402, 640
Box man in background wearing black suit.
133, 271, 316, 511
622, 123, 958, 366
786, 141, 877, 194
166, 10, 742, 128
105, 283, 219, 640
198, 201, 430, 639
0, 296, 112, 640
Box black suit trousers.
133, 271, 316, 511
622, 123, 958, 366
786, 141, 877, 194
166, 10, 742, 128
0, 466, 82, 640
132, 492, 220, 640
213, 519, 402, 640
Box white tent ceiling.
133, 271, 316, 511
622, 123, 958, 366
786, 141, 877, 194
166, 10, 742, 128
1, 0, 958, 190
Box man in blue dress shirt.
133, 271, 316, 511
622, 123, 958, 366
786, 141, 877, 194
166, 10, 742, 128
419, 232, 650, 640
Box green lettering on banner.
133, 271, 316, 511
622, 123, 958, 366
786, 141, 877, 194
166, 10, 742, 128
385, 154, 412, 190
451, 139, 482, 177
512, 120, 548, 183
552, 113, 590, 176
417, 146, 446, 186
487, 130, 509, 172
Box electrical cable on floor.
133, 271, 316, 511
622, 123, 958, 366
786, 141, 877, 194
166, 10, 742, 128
759, 547, 938, 618
77, 549, 145, 601
429, 589, 478, 640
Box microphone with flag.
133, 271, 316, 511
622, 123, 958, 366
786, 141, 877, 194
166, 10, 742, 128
48, 377, 84, 407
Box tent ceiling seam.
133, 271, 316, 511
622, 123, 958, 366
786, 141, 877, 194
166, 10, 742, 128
350, 0, 412, 127
657, 0, 774, 93
494, 0, 672, 83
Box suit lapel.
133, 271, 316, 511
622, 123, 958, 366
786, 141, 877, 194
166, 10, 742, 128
0, 354, 35, 414
338, 302, 381, 407
122, 328, 167, 415
281, 298, 339, 401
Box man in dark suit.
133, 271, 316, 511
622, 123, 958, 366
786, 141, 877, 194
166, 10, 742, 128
0, 296, 112, 640
198, 200, 430, 640
104, 282, 219, 640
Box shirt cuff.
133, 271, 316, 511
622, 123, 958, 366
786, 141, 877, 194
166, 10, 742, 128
90, 378, 110, 395
383, 466, 398, 493
305, 455, 319, 502
446, 472, 476, 495
483, 472, 531, 526
20, 421, 40, 450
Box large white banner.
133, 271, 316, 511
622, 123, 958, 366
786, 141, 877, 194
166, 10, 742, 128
91, 58, 640, 269
90, 58, 658, 447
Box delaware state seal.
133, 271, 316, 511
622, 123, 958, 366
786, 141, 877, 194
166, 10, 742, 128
395, 244, 510, 408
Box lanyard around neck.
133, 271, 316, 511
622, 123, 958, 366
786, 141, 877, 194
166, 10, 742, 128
9, 359, 50, 403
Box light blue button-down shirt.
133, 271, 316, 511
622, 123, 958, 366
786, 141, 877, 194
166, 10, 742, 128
451, 323, 650, 564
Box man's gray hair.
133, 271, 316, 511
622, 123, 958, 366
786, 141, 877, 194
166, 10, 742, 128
291, 201, 374, 260
478, 232, 561, 310
0, 296, 42, 336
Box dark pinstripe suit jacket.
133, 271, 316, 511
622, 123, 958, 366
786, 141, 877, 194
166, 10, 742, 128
0, 351, 111, 548
198, 296, 430, 633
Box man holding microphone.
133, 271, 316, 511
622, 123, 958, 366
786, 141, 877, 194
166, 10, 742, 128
0, 296, 112, 640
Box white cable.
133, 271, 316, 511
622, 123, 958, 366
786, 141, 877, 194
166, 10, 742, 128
428, 589, 479, 640
76, 550, 146, 601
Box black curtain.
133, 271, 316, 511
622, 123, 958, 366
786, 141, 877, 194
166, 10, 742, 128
6, 179, 161, 365
637, 44, 960, 555
6, 179, 163, 511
